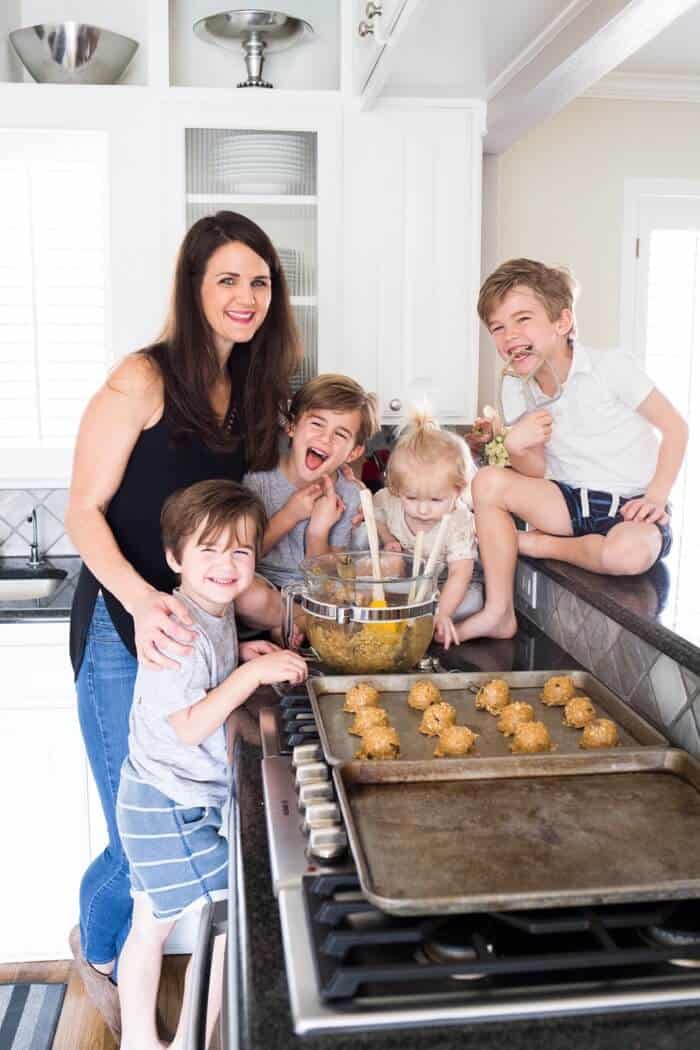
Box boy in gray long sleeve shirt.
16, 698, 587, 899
244, 374, 380, 588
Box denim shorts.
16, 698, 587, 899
553, 482, 672, 562
116, 759, 228, 921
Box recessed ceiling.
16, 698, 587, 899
384, 0, 575, 98
614, 2, 700, 76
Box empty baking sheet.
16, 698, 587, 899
307, 671, 668, 768
333, 749, 700, 915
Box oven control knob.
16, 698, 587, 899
302, 802, 341, 833
308, 826, 348, 862
292, 743, 322, 767
298, 781, 334, 809
295, 761, 329, 787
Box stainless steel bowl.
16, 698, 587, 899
9, 22, 138, 84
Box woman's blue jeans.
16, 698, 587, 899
76, 594, 137, 969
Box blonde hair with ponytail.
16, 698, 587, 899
385, 408, 474, 496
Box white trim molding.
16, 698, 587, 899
585, 73, 700, 103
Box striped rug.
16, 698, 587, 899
0, 983, 66, 1050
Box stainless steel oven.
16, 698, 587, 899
258, 690, 700, 1038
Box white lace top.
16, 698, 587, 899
373, 488, 478, 564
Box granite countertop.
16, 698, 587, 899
527, 556, 700, 675
0, 556, 80, 622
236, 619, 700, 1050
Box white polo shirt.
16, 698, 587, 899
501, 344, 658, 498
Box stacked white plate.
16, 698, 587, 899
213, 131, 314, 194
277, 248, 301, 295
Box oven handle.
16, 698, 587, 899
184, 733, 247, 1050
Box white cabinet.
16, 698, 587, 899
342, 102, 484, 424
0, 623, 89, 962
0, 620, 198, 961
163, 98, 343, 389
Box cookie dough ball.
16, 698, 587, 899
497, 701, 535, 736
540, 675, 576, 706
407, 680, 443, 711
419, 701, 457, 737
344, 683, 381, 713
355, 725, 401, 760
563, 696, 597, 729
434, 725, 478, 758
580, 718, 619, 750
475, 679, 511, 715
510, 721, 554, 754
349, 706, 389, 737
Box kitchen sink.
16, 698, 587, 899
0, 563, 67, 601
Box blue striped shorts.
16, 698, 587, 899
116, 759, 228, 921
553, 481, 672, 562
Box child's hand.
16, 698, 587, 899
434, 614, 459, 650
249, 649, 308, 688
505, 410, 553, 455
619, 494, 669, 525
383, 538, 403, 553
309, 475, 346, 533
240, 639, 280, 662
339, 465, 367, 527
286, 483, 323, 524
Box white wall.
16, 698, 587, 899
479, 96, 700, 406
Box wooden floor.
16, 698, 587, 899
0, 955, 189, 1049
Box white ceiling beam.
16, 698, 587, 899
485, 0, 700, 153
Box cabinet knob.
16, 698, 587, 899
358, 19, 374, 37
388, 398, 402, 412
366, 1, 383, 17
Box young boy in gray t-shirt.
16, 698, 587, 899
115, 480, 307, 1050
244, 374, 380, 588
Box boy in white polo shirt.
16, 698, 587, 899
460, 258, 688, 642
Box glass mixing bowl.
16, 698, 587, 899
283, 551, 439, 674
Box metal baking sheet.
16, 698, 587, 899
333, 749, 700, 914
306, 671, 668, 768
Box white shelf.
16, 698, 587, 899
186, 194, 317, 206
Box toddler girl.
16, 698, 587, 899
373, 410, 483, 648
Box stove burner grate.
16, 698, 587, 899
303, 875, 700, 1001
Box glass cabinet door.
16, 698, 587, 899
185, 128, 318, 388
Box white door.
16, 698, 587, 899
622, 181, 700, 636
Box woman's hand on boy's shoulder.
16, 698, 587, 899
239, 639, 280, 662
132, 588, 196, 670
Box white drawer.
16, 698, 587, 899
0, 641, 75, 709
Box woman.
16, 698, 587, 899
65, 212, 299, 1036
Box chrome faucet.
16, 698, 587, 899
26, 509, 44, 568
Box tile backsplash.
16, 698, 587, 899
516, 563, 700, 759
0, 489, 77, 557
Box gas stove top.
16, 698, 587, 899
259, 656, 700, 1036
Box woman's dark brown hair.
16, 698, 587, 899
144, 211, 300, 470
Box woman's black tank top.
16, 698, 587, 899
69, 349, 250, 675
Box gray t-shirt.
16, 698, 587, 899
126, 589, 238, 807
243, 464, 361, 588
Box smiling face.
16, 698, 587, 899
199, 240, 272, 358
486, 285, 573, 378
285, 408, 364, 485
165, 516, 257, 616
397, 459, 462, 533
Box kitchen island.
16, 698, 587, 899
236, 616, 700, 1050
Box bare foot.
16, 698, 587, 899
455, 606, 517, 642
517, 529, 551, 558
